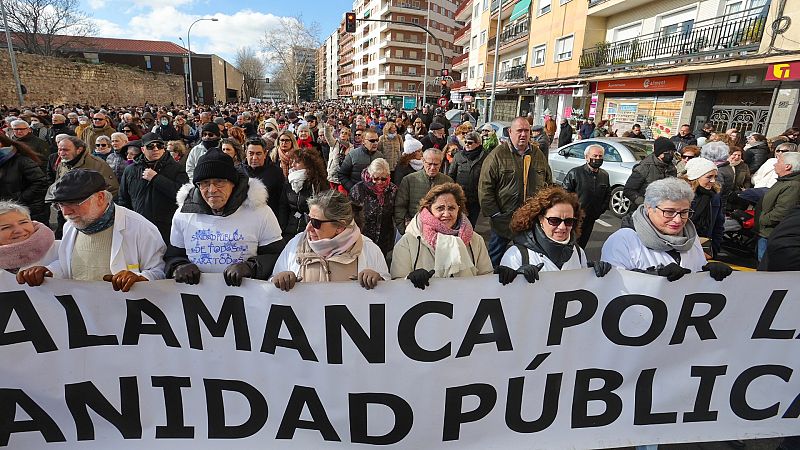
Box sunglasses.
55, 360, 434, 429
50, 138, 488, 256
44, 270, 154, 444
306, 215, 339, 229
95, 143, 108, 147
543, 217, 577, 227
92, 118, 104, 121
366, 138, 379, 143
201, 132, 217, 137
372, 176, 388, 182
123, 129, 132, 132
465, 140, 476, 145
681, 154, 696, 160
146, 143, 165, 150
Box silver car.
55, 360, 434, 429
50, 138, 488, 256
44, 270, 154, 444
549, 138, 654, 218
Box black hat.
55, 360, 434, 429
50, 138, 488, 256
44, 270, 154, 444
141, 132, 164, 146
45, 169, 108, 203
531, 125, 544, 132
201, 122, 221, 137
193, 149, 238, 184
653, 137, 676, 156
304, 113, 317, 122
287, 111, 298, 121
429, 122, 444, 131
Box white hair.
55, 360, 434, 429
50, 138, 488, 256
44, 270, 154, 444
10, 119, 29, 129
110, 132, 128, 143
701, 141, 729, 163
0, 201, 30, 218
584, 144, 604, 157
367, 158, 390, 176
644, 177, 695, 208
423, 148, 443, 160
780, 151, 800, 174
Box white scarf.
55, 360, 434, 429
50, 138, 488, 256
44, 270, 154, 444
288, 168, 307, 193
410, 159, 423, 171
433, 233, 475, 278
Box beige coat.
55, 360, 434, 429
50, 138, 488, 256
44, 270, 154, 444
390, 214, 493, 279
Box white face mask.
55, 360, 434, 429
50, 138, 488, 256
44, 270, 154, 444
410, 159, 424, 171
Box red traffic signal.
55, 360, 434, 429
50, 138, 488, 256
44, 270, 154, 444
441, 69, 449, 77
440, 78, 448, 86
345, 12, 357, 33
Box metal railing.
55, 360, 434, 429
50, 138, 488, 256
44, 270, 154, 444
389, 0, 424, 11
452, 52, 470, 65
579, 6, 768, 73
499, 64, 527, 81
455, 23, 471, 42
488, 18, 530, 51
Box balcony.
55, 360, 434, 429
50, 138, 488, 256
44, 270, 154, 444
455, 0, 473, 20
451, 80, 467, 90
455, 23, 471, 44
579, 7, 768, 74
588, 0, 657, 17
499, 64, 527, 81
381, 0, 425, 16
452, 51, 470, 67
488, 18, 530, 53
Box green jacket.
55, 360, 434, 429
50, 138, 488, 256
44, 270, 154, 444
478, 142, 552, 239
758, 171, 800, 238
394, 170, 453, 232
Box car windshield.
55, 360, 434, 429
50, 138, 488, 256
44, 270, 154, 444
620, 140, 653, 160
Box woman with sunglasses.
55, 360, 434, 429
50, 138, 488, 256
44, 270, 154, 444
601, 178, 732, 282
495, 186, 611, 285
121, 122, 144, 141
391, 183, 492, 290
448, 131, 487, 227
349, 158, 397, 257
272, 190, 390, 292
278, 148, 330, 241
270, 130, 299, 178
675, 145, 701, 177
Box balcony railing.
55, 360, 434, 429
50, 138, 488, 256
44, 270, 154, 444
455, 23, 471, 42
452, 52, 469, 66
488, 18, 530, 51
579, 6, 768, 74
389, 0, 424, 11
499, 64, 527, 81
455, 0, 473, 18
451, 80, 467, 89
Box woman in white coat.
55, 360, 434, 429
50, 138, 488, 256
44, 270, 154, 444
495, 186, 611, 284
601, 177, 733, 281
272, 190, 389, 291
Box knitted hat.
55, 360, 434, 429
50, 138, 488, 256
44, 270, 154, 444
403, 135, 423, 154
653, 137, 676, 156
685, 157, 718, 181
193, 149, 238, 184
201, 122, 221, 137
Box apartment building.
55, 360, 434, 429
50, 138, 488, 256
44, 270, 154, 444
325, 32, 340, 99
316, 46, 327, 100
338, 19, 355, 98
350, 0, 462, 107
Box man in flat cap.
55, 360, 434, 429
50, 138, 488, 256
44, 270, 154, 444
17, 169, 166, 292
420, 122, 447, 150
165, 149, 284, 287
531, 124, 550, 156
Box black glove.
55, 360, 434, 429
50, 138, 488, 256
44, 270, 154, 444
223, 262, 253, 287
174, 263, 201, 285
407, 269, 435, 290
703, 262, 733, 281
650, 263, 691, 282
517, 263, 545, 283
588, 261, 612, 277
494, 265, 518, 285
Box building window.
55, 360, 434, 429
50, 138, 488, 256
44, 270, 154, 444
395, 82, 403, 90
83, 52, 99, 64
478, 63, 484, 78
512, 57, 522, 66
480, 30, 487, 45
411, 17, 420, 24
538, 0, 551, 15
474, 4, 480, 17
397, 15, 405, 21
409, 66, 417, 75
409, 83, 416, 91
483, 0, 488, 10
471, 36, 477, 48
469, 66, 475, 78
409, 50, 417, 58
560, 0, 572, 4
531, 44, 546, 66
554, 35, 574, 61
144, 55, 152, 70
164, 56, 171, 73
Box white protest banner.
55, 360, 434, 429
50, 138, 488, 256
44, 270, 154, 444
1, 269, 798, 449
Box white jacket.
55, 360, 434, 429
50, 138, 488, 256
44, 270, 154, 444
500, 244, 587, 272
601, 228, 706, 273
184, 143, 208, 181
273, 232, 390, 281
47, 205, 166, 280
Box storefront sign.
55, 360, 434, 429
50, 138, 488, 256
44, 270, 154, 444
597, 75, 687, 93
765, 61, 800, 81
536, 88, 575, 95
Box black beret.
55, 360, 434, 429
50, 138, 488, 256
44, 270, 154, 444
45, 169, 108, 203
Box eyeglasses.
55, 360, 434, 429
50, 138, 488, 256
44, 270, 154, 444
305, 214, 338, 229
366, 138, 379, 143
92, 118, 104, 122
681, 154, 696, 160
372, 176, 388, 182
465, 140, 476, 145
279, 138, 292, 143
655, 207, 693, 219
201, 132, 217, 137
543, 217, 577, 227
195, 179, 230, 190
54, 194, 95, 211
123, 129, 132, 133
95, 143, 108, 147
146, 142, 165, 150
12, 128, 28, 131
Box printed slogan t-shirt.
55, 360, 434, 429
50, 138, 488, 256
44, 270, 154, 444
170, 203, 282, 273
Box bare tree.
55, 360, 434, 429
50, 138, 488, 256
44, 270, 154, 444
3, 0, 93, 57
261, 15, 320, 103
235, 47, 267, 101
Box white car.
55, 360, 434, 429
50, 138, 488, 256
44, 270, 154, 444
549, 138, 654, 217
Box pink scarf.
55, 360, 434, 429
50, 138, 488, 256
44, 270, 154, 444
306, 221, 362, 258
0, 221, 55, 270
418, 207, 473, 250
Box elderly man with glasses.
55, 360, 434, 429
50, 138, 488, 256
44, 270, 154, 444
164, 149, 284, 287
338, 129, 384, 191
117, 133, 189, 244
17, 169, 166, 292
80, 112, 116, 153
10, 119, 50, 171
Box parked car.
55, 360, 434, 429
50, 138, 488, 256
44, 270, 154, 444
446, 109, 477, 133
549, 138, 654, 217
480, 121, 511, 143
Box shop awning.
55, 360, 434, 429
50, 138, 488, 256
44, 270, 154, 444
509, 0, 531, 21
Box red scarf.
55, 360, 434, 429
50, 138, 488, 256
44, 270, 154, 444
361, 168, 389, 205
418, 207, 473, 250
297, 137, 314, 148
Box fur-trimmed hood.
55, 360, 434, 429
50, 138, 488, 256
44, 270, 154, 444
176, 175, 269, 217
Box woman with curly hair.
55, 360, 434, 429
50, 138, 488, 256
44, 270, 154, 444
278, 148, 330, 240
270, 130, 299, 178
495, 185, 611, 285
390, 182, 492, 289
122, 122, 144, 141
227, 126, 247, 146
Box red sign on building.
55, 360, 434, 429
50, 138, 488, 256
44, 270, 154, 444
765, 62, 800, 81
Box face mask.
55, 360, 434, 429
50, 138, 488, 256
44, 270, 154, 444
161, 119, 169, 126
201, 138, 219, 149
386, 133, 397, 140
661, 152, 674, 164
410, 159, 424, 171
588, 159, 604, 169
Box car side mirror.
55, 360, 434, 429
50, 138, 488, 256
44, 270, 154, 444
558, 148, 568, 157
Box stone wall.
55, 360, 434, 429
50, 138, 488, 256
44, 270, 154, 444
0, 51, 185, 106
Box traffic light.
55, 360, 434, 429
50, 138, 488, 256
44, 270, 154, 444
345, 12, 357, 33
440, 78, 450, 100
441, 69, 449, 77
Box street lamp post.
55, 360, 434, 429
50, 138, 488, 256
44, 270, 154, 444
0, 0, 24, 106
187, 17, 218, 106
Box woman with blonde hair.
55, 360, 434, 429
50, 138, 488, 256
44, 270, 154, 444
378, 121, 403, 173
391, 182, 492, 289
681, 157, 725, 257
271, 130, 299, 178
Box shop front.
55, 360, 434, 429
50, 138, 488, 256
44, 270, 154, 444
596, 75, 688, 139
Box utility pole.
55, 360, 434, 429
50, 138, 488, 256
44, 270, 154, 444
487, 0, 503, 123
0, 0, 24, 106
422, 2, 431, 107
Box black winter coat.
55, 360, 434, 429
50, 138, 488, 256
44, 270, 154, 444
278, 182, 320, 239
0, 153, 49, 223
239, 162, 284, 215
349, 181, 397, 255
744, 142, 771, 173
623, 154, 677, 209
117, 152, 189, 243
558, 123, 573, 146
420, 133, 447, 150
448, 149, 487, 205
563, 164, 610, 220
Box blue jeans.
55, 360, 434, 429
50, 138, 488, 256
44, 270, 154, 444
488, 230, 511, 268
757, 237, 768, 262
